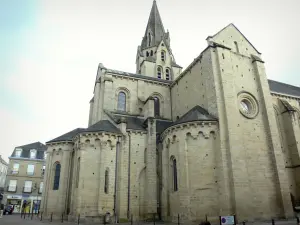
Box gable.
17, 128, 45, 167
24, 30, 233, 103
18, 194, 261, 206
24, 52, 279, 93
207, 23, 261, 57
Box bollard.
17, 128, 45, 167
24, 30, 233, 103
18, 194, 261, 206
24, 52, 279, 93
205, 214, 208, 222
178, 214, 180, 225
61, 213, 64, 223
297, 217, 299, 225
153, 213, 156, 225
50, 213, 53, 222
78, 214, 80, 225
243, 221, 246, 225
40, 212, 43, 221
272, 219, 275, 225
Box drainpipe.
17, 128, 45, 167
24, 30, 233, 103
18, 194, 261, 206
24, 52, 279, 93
127, 132, 131, 219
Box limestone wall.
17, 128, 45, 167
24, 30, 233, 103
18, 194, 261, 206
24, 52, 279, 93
206, 24, 294, 220
272, 95, 300, 200
100, 73, 171, 119
161, 122, 219, 222
42, 143, 73, 217
170, 48, 216, 121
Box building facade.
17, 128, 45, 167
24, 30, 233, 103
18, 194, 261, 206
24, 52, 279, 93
41, 1, 300, 223
4, 142, 46, 213
0, 155, 8, 189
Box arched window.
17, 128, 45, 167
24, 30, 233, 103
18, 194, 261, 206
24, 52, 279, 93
171, 157, 178, 192
53, 163, 61, 190
166, 68, 170, 80
150, 50, 153, 56
161, 51, 165, 62
104, 169, 109, 194
117, 92, 126, 111
154, 97, 160, 117
146, 51, 149, 57
157, 67, 162, 79
76, 158, 80, 188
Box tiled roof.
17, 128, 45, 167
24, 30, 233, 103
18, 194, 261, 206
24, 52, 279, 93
10, 142, 47, 159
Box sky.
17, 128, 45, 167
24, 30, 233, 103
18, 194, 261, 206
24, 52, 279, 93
0, 0, 299, 162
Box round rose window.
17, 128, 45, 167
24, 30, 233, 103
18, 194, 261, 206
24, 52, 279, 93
238, 92, 259, 119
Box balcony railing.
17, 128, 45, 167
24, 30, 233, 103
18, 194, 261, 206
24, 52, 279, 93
23, 187, 32, 193
7, 185, 17, 192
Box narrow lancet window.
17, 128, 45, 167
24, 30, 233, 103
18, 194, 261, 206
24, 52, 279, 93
117, 92, 126, 111
53, 163, 61, 190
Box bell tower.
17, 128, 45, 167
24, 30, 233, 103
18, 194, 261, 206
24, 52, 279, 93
136, 0, 182, 80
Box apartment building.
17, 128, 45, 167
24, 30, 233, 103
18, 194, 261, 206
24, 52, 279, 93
0, 155, 8, 189
3, 142, 46, 213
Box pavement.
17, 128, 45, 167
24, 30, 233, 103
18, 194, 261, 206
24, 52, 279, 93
0, 214, 299, 225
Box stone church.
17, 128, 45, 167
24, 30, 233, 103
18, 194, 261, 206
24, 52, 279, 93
41, 1, 300, 223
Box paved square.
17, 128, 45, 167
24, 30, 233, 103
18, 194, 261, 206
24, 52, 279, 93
0, 214, 299, 225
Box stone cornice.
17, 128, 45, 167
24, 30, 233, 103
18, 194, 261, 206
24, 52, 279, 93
111, 73, 170, 87
162, 120, 217, 139
271, 91, 300, 101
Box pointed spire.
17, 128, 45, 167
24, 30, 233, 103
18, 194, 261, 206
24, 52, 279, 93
141, 0, 166, 49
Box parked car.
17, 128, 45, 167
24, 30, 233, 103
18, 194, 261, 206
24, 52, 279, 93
4, 205, 13, 215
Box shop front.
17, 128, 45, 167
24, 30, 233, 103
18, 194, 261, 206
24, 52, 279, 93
6, 195, 22, 213
6, 194, 42, 214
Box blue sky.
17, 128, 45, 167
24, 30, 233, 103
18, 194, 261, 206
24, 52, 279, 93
0, 1, 39, 118
0, 0, 299, 162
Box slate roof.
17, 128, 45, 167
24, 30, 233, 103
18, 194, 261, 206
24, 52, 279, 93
47, 121, 122, 144
156, 119, 173, 133
47, 128, 85, 144
173, 105, 217, 126
10, 142, 47, 159
268, 80, 300, 97
84, 120, 121, 134
141, 0, 166, 50
107, 111, 146, 131
106, 69, 172, 84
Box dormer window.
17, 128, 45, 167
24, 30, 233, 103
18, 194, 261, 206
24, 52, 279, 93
161, 51, 165, 62
146, 51, 149, 57
150, 50, 153, 56
15, 148, 22, 157
30, 149, 37, 159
